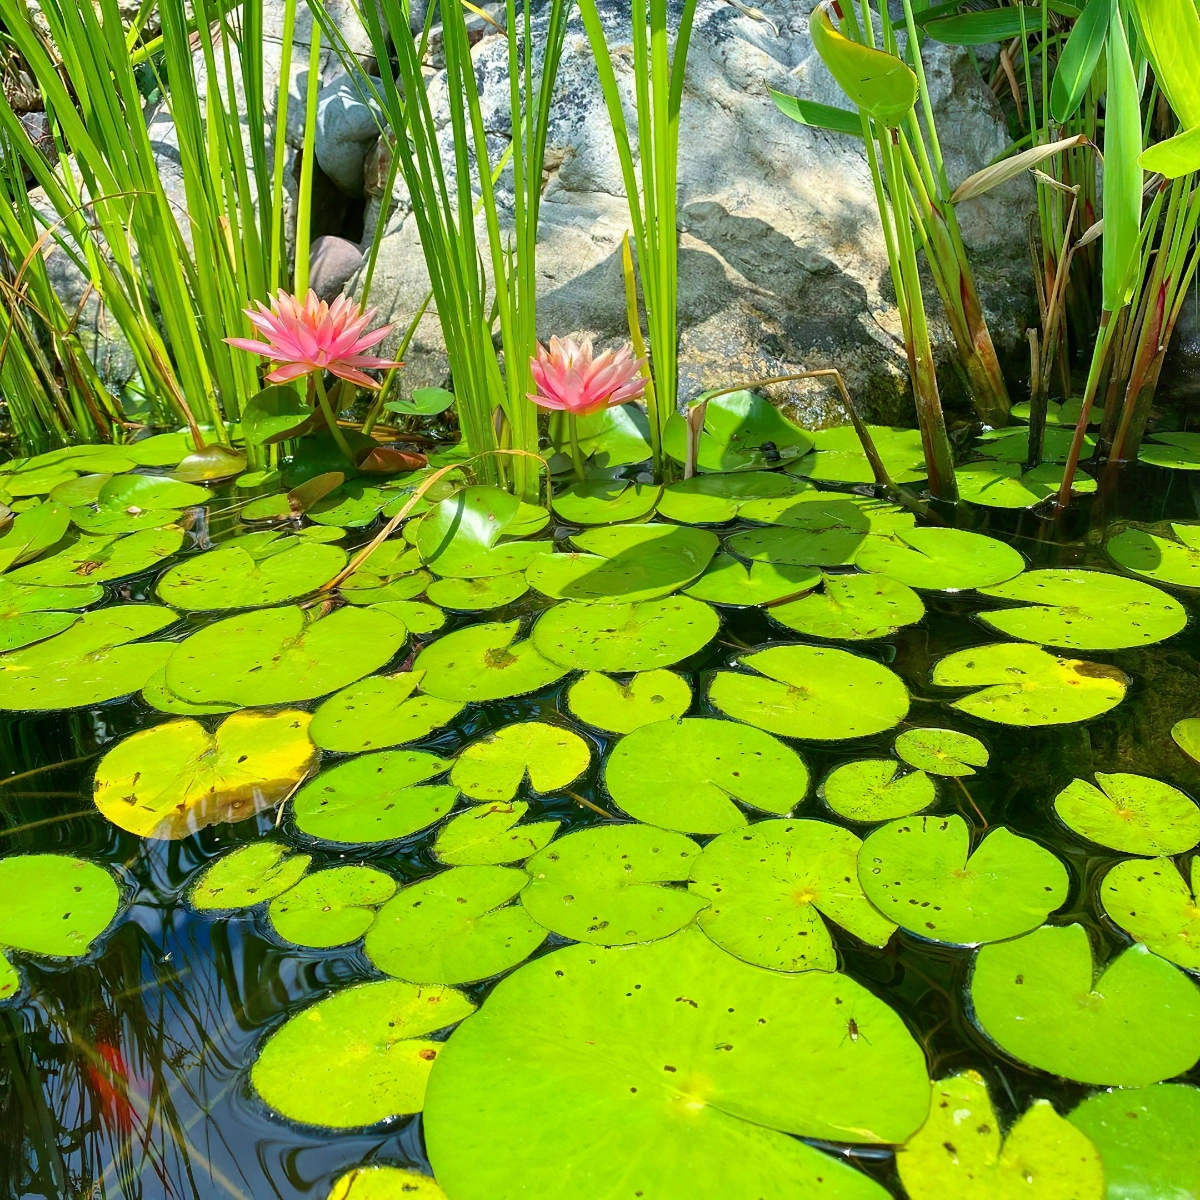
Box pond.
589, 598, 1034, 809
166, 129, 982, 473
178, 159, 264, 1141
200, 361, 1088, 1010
2, 402, 1200, 1200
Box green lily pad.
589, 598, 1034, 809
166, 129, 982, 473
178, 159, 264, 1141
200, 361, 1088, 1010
189, 842, 312, 910
955, 460, 1097, 509
3, 466, 86, 497
0, 579, 103, 653
1173, 717, 1200, 763
415, 486, 543, 578
726, 500, 871, 568
1140, 431, 1200, 470
932, 643, 1129, 726
978, 569, 1186, 650
709, 644, 910, 740
141, 667, 239, 716
0, 500, 70, 572
269, 865, 397, 948
970, 923, 1200, 1086
1053, 772, 1200, 855
551, 480, 660, 525
1068, 1084, 1200, 1200
0, 854, 120, 957
663, 391, 815, 472
450, 722, 591, 801
297, 524, 345, 543
0, 604, 177, 710
124, 431, 195, 467
70, 505, 184, 535
552, 402, 653, 469
240, 492, 293, 522
371, 599, 446, 635
683, 554, 820, 606
342, 567, 430, 605
291, 750, 456, 844
1106, 523, 1200, 588
308, 483, 389, 528
604, 717, 808, 834
8, 527, 184, 587
1101, 857, 1200, 971
897, 1072, 1104, 1200
859, 816, 1068, 944
1010, 397, 1098, 427
522, 824, 705, 945
975, 427, 1093, 465
327, 1166, 447, 1200
894, 727, 989, 776
310, 672, 464, 753
822, 759, 935, 822
0, 951, 16, 999
96, 473, 211, 512
690, 818, 895, 971
423, 928, 930, 1200
531, 596, 718, 672
365, 865, 546, 984
425, 572, 528, 610
656, 472, 803, 524
250, 979, 475, 1129
567, 669, 692, 733
770, 572, 925, 640
790, 425, 927, 485
855, 528, 1025, 591
434, 802, 560, 866
740, 492, 916, 533
94, 709, 318, 839
164, 604, 406, 707
413, 620, 568, 702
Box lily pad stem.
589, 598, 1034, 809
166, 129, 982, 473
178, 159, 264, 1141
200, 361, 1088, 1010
568, 414, 586, 482
314, 373, 358, 465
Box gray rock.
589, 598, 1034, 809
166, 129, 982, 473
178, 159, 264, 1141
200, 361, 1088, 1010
309, 235, 365, 300
314, 73, 386, 195
1159, 289, 1200, 404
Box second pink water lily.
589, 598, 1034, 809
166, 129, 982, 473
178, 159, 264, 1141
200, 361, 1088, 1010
529, 336, 646, 416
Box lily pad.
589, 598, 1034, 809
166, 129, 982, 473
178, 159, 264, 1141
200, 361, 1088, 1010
727, 500, 870, 568
551, 480, 660, 525
327, 1166, 448, 1200
656, 472, 803, 524
1139, 431, 1200, 470
790, 425, 927, 485
0, 854, 120, 957
1053, 773, 1200, 855
932, 643, 1129, 726
371, 599, 446, 635
1106, 523, 1200, 588
1010, 397, 1098, 427
0, 952, 16, 999
740, 492, 915, 533
0, 579, 103, 653
567, 669, 692, 733
425, 573, 528, 610
413, 621, 568, 702
1101, 857, 1200, 971
855, 528, 1024, 591
709, 644, 910, 739
450, 722, 591, 801
310, 672, 464, 753
531, 596, 718, 672
140, 667, 238, 717
554, 402, 653, 469
822, 759, 935, 822
9, 527, 184, 587
683, 554, 819, 606
690, 819, 895, 971
291, 750, 456, 844
124, 431, 195, 466
423, 927, 930, 1200
1173, 717, 1200, 763
308, 483, 389, 528
0, 501, 70, 572
894, 727, 989, 776
365, 865, 546, 984
770, 572, 925, 640
522, 824, 705, 945
970, 923, 1200, 1086
189, 843, 312, 910
859, 816, 1068, 944
604, 717, 808, 834
663, 391, 815, 472
955, 460, 1097, 509
95, 473, 211, 512
433, 802, 560, 866
269, 865, 397, 948
975, 426, 1093, 465
415, 486, 543, 578
250, 979, 475, 1129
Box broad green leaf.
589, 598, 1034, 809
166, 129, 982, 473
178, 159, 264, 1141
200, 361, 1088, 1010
414, 620, 568, 702
1051, 0, 1109, 121
0, 854, 120, 957
769, 89, 862, 137
386, 386, 457, 416
548, 402, 653, 469
566, 669, 692, 733
894, 727, 988, 776
727, 498, 874, 568
8, 527, 184, 586
308, 483, 390, 528
0, 578, 102, 653
1140, 431, 1200, 470
425, 572, 528, 610
1053, 772, 1200, 855
927, 8, 1064, 44
1101, 857, 1200, 971
450, 722, 591, 801
124, 431, 194, 467
551, 480, 660, 525
789, 425, 926, 485
327, 1166, 448, 1200
822, 759, 935, 822
1127, 0, 1200, 128
1173, 717, 1200, 763
49, 473, 109, 506
240, 384, 308, 445
0, 501, 69, 573
310, 672, 464, 753
661, 391, 814, 474
1106, 522, 1200, 587
1102, 0, 1142, 311
770, 572, 924, 640
855, 528, 1024, 591
370, 599, 446, 635
740, 492, 915, 533
955, 460, 1097, 508
416, 485, 522, 578
657, 471, 804, 525
1140, 121, 1200, 178
269, 865, 397, 948
1010, 396, 1100, 427
434, 802, 560, 866
189, 843, 312, 910
95, 473, 210, 511
683, 554, 820, 606
174, 444, 246, 483
141, 667, 238, 717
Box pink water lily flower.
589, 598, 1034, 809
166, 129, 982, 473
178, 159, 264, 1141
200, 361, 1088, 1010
529, 336, 646, 417
226, 289, 399, 389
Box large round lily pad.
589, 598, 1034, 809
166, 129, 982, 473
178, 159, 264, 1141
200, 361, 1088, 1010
604, 718, 808, 834
770, 572, 924, 640
657, 471, 802, 524
414, 620, 568, 702
1174, 717, 1200, 763
189, 843, 312, 911
425, 573, 528, 610
309, 672, 464, 753
1053, 772, 1200, 855
726, 501, 869, 568
0, 854, 121, 957
662, 391, 815, 473
522, 824, 705, 945
567, 669, 692, 733
423, 927, 930, 1200
1101, 857, 1200, 971
855, 528, 1024, 591
970, 923, 1200, 1086
683, 554, 819, 606
955, 460, 1097, 509
709, 644, 910, 739
858, 816, 1068, 944
365, 865, 546, 984
433, 802, 560, 866
250, 979, 475, 1128
790, 424, 927, 485
9, 527, 184, 587
1139, 431, 1200, 470
690, 819, 895, 971
551, 480, 660, 525
822, 760, 935, 822
0, 579, 103, 653
269, 865, 397, 948
327, 1166, 447, 1200
894, 727, 988, 776
1106, 523, 1200, 588
450, 722, 591, 801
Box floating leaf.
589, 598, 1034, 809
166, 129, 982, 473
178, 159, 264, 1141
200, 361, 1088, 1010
974, 427, 1092, 465
859, 816, 1068, 945
894, 727, 988, 777
741, 492, 915, 533
1173, 717, 1200, 763
365, 865, 546, 984
770, 572, 924, 640
95, 473, 210, 512
1106, 523, 1200, 588
656, 472, 803, 525
709, 644, 910, 740
662, 391, 814, 472
451, 722, 590, 802
251, 979, 475, 1129
1140, 432, 1200, 470
0, 951, 16, 999
1053, 772, 1200, 855
567, 669, 692, 733
189, 843, 312, 910
727, 500, 870, 568
269, 865, 397, 948
386, 385, 457, 417
0, 502, 70, 572
174, 443, 246, 483
822, 760, 935, 822
855, 528, 1024, 591
955, 460, 1097, 509
415, 486, 541, 579
522, 824, 705, 945
50, 473, 110, 506
310, 672, 464, 753
306, 483, 390, 528
691, 819, 895, 971
434, 803, 560, 866
141, 667, 238, 716
971, 923, 1200, 1086
9, 527, 184, 587
124, 431, 194, 467
790, 425, 926, 485
371, 599, 446, 635
683, 554, 819, 606
240, 384, 308, 446
414, 621, 568, 703
551, 480, 660, 525
0, 854, 120, 957
1101, 857, 1200, 971
604, 717, 808, 834
425, 573, 528, 610
327, 1165, 448, 1200
0, 579, 102, 653
549, 402, 653, 469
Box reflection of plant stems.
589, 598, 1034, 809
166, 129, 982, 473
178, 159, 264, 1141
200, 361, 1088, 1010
567, 414, 586, 482
313, 374, 357, 465
0, 755, 91, 788
954, 777, 987, 830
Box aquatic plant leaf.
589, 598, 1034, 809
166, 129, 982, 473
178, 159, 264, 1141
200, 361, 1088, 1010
822, 759, 935, 822
415, 485, 523, 578
298, 524, 345, 543
96, 474, 210, 512
342, 565, 430, 605
0, 951, 15, 1000
1106, 523, 1200, 587
1010, 397, 1099, 428
551, 480, 660, 525
386, 385, 457, 417
974, 426, 1091, 465
365, 865, 546, 984
558, 402, 653, 468
71, 504, 184, 535
0, 579, 102, 653
683, 554, 819, 606
855, 528, 1024, 591
790, 425, 926, 485
604, 717, 808, 834
971, 923, 1200, 1086
50, 472, 110, 506
1173, 717, 1200, 763
425, 572, 528, 610
932, 643, 1128, 726
310, 672, 464, 753
741, 491, 916, 533
94, 710, 319, 839
240, 384, 308, 446
1053, 772, 1200, 855
141, 667, 238, 716
251, 979, 474, 1128
727, 502, 869, 568
291, 750, 456, 844
307, 483, 390, 528
9, 527, 184, 587
531, 596, 718, 672
691, 818, 895, 972
1139, 431, 1200, 470
2, 466, 83, 497
174, 444, 246, 483
0, 501, 70, 572
451, 722, 590, 801
955, 460, 1096, 508
709, 644, 910, 739
894, 727, 989, 777
269, 865, 397, 948
810, 1, 917, 124
327, 1165, 448, 1200
0, 604, 177, 710
770, 572, 924, 640
423, 929, 930, 1200
124, 431, 194, 466
523, 824, 705, 945
897, 1072, 1104, 1200
978, 569, 1186, 650
414, 620, 568, 702
434, 802, 560, 866
189, 842, 312, 910
165, 604, 406, 707
657, 471, 803, 524
859, 816, 1068, 944
371, 599, 446, 634
662, 391, 814, 472
567, 669, 692, 733
240, 492, 293, 522
0, 853, 120, 957
1101, 857, 1200, 971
